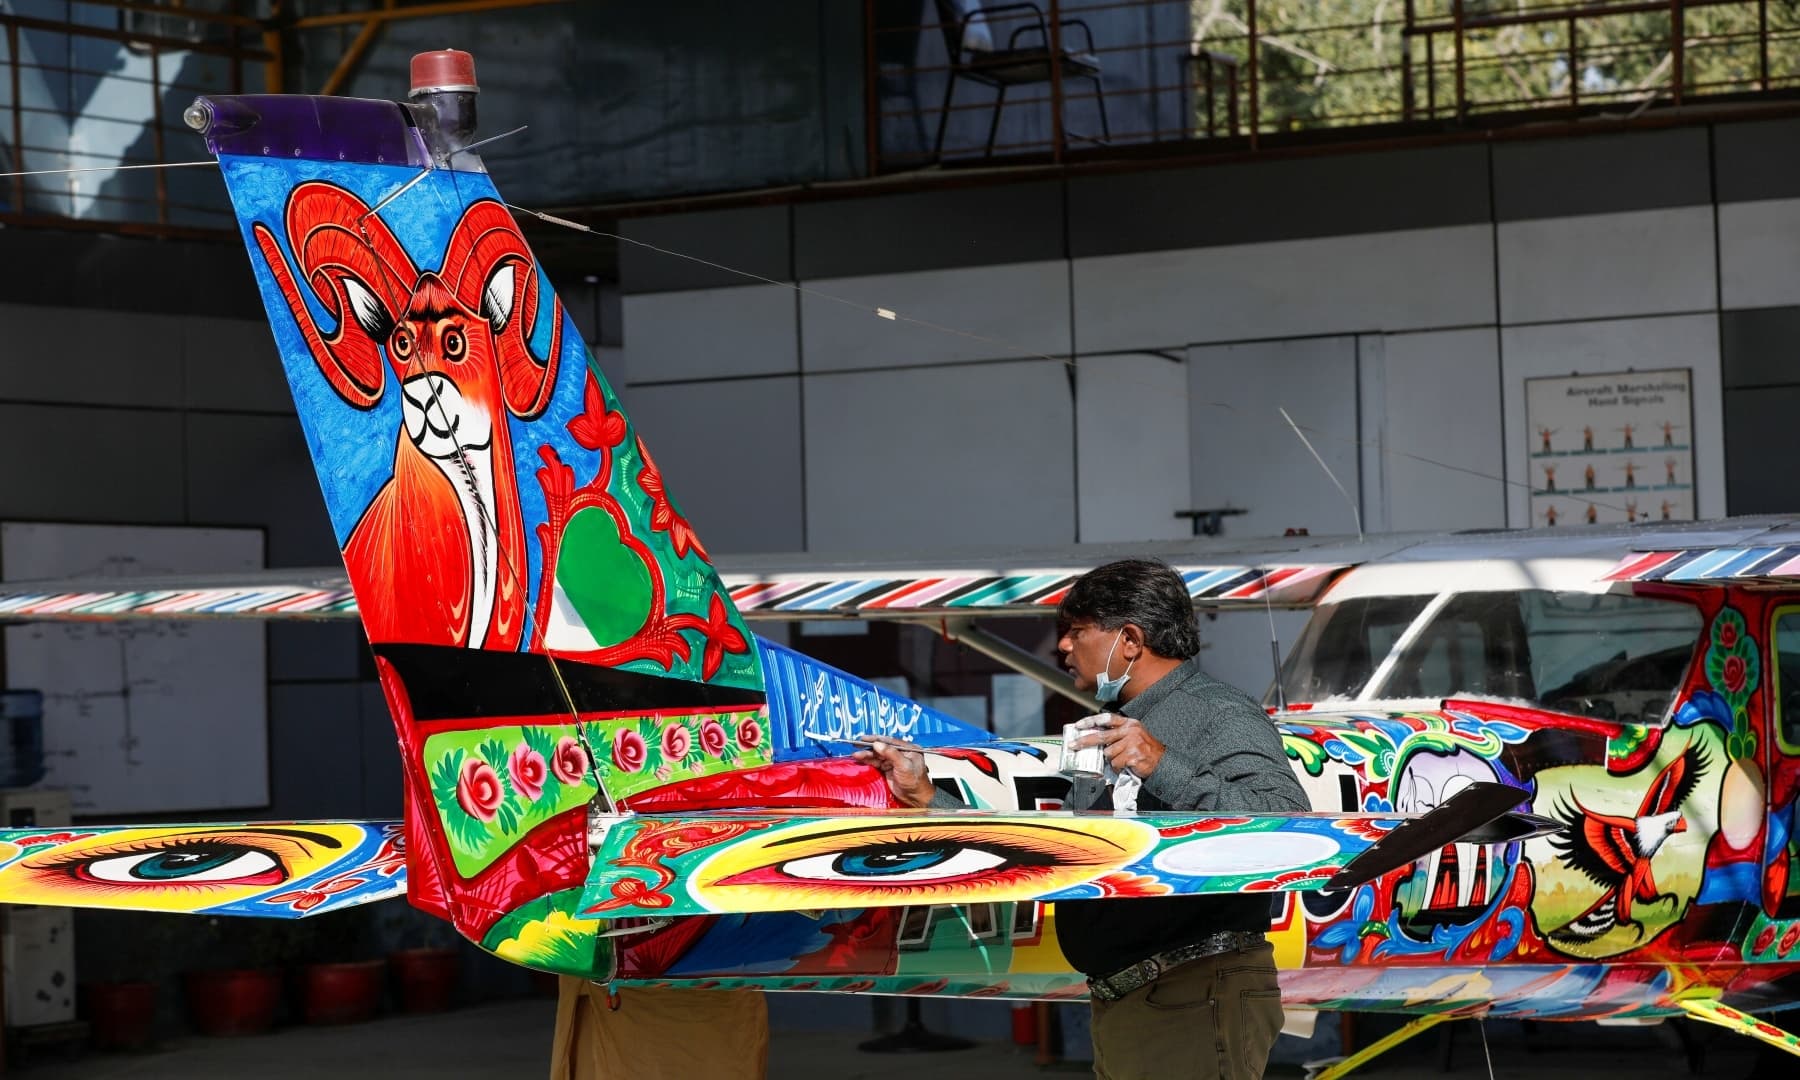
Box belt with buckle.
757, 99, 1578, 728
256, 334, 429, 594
1087, 930, 1268, 1003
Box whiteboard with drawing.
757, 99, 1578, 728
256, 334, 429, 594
2, 523, 267, 815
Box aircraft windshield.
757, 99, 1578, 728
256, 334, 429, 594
1271, 590, 1702, 724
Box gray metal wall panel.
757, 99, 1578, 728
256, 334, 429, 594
621, 206, 793, 294
1493, 128, 1712, 222
623, 377, 806, 553
793, 182, 1066, 279
1721, 306, 1800, 389
183, 315, 292, 413
1186, 337, 1360, 539
0, 404, 184, 522
1068, 145, 1491, 258
800, 260, 1069, 372
360, 682, 404, 818
0, 229, 260, 317
1497, 207, 1716, 324
268, 683, 365, 819
803, 361, 1075, 550
623, 286, 800, 383
1726, 386, 1800, 514
1714, 117, 1800, 203
269, 622, 368, 683
0, 304, 183, 407
183, 413, 339, 567
1718, 197, 1800, 310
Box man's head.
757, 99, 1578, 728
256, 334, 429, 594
1055, 559, 1199, 698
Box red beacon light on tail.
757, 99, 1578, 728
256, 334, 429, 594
409, 48, 479, 157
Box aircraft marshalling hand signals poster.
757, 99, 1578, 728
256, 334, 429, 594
1527, 368, 1695, 527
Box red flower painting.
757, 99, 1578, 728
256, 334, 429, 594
456, 758, 504, 821
737, 716, 763, 751
614, 729, 648, 773
509, 743, 547, 802
1724, 655, 1748, 693
700, 719, 728, 757
662, 723, 692, 763
552, 736, 589, 785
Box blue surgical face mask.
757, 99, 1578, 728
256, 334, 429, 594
1093, 629, 1136, 703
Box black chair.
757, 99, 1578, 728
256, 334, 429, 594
930, 0, 1110, 160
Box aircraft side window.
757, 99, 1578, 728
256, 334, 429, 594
1526, 591, 1701, 725
1386, 592, 1531, 701
1271, 594, 1430, 704
1774, 611, 1800, 749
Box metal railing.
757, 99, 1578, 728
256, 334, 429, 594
0, 1, 269, 236
867, 0, 1800, 171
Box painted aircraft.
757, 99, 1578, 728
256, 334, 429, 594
3, 58, 1800, 1075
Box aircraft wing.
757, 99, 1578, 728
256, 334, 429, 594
578, 781, 1553, 918
13, 515, 1800, 623
0, 821, 403, 917
0, 533, 1389, 623
0, 567, 357, 621
1607, 532, 1800, 585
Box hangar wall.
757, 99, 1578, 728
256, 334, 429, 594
618, 118, 1800, 692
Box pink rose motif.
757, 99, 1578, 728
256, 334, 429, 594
1719, 619, 1740, 648
662, 723, 692, 762
613, 729, 647, 773
456, 758, 504, 822
699, 719, 728, 757
551, 736, 588, 785
509, 744, 547, 802
736, 716, 762, 751
1725, 654, 1748, 693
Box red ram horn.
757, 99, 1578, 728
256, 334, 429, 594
439, 200, 562, 419
252, 182, 421, 409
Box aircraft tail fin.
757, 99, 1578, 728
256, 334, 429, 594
193, 91, 760, 697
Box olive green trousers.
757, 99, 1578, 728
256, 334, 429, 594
1088, 943, 1283, 1080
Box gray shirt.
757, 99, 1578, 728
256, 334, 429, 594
1067, 654, 1309, 814
934, 654, 1310, 975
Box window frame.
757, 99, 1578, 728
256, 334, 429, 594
1770, 604, 1800, 757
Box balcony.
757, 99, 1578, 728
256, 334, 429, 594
866, 0, 1800, 173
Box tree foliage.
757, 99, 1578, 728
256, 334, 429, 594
1187, 0, 1800, 133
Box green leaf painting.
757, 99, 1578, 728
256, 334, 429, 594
424, 725, 598, 878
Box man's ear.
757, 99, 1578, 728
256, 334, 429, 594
1120, 623, 1147, 658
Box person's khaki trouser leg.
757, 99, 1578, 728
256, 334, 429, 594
1088, 943, 1283, 1080
550, 978, 769, 1079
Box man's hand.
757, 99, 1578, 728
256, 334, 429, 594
1079, 715, 1166, 778
852, 735, 938, 808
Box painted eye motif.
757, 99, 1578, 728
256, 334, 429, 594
79, 843, 283, 886
0, 826, 358, 911
391, 326, 414, 359
690, 817, 1156, 909
442, 328, 467, 361
779, 844, 1009, 883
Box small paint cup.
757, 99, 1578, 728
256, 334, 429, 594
1061, 721, 1106, 778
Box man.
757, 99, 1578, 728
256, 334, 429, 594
857, 559, 1307, 1079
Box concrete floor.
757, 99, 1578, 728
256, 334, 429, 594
2, 999, 1776, 1079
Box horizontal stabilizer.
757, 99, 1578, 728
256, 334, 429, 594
0, 821, 404, 918
1324, 781, 1555, 893
577, 801, 1544, 918
1677, 997, 1800, 1058
758, 638, 993, 759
